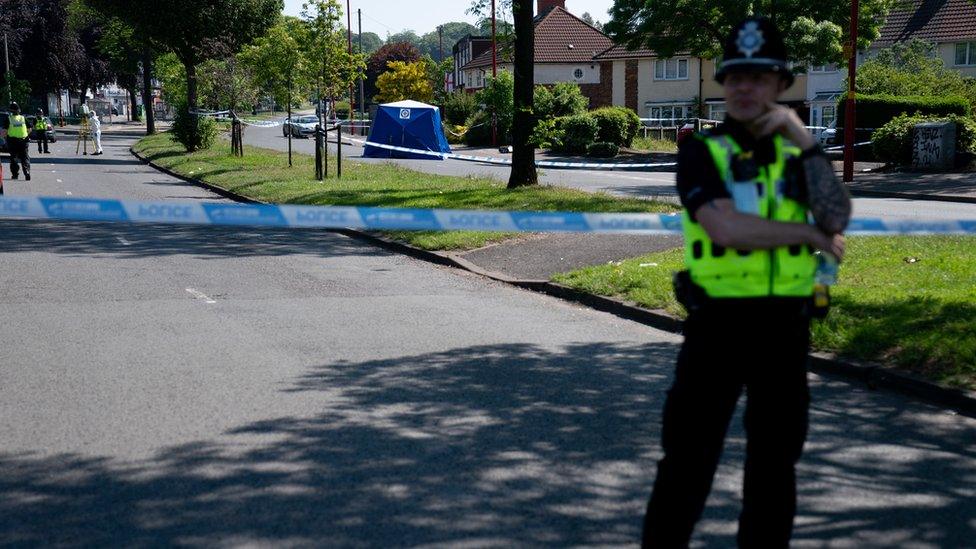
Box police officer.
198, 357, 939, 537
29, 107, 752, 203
34, 108, 50, 154
642, 17, 851, 547
5, 102, 31, 181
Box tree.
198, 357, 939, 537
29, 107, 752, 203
417, 22, 481, 60
603, 0, 900, 67
852, 39, 976, 110
197, 55, 259, 112
89, 0, 282, 111
353, 32, 383, 55
580, 12, 603, 31
387, 30, 422, 48
240, 16, 311, 110
96, 18, 145, 120
365, 42, 422, 102
507, 0, 536, 188
375, 61, 433, 103
301, 0, 366, 109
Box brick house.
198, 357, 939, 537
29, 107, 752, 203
458, 0, 614, 108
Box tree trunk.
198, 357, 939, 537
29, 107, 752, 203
142, 49, 156, 134
185, 62, 199, 112
507, 0, 538, 188
128, 87, 141, 122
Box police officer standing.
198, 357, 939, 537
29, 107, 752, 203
5, 102, 31, 181
642, 17, 851, 547
34, 108, 50, 154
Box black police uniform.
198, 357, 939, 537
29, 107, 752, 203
641, 17, 831, 548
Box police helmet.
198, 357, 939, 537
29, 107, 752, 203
715, 16, 794, 88
9, 102, 20, 113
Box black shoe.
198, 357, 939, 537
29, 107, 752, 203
25, 174, 31, 181
10, 174, 17, 180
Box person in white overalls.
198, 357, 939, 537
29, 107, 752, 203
90, 111, 104, 155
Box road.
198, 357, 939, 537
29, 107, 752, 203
0, 130, 974, 547
245, 125, 976, 222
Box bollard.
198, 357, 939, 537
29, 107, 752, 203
337, 125, 342, 179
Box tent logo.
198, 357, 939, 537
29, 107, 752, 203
399, 109, 411, 119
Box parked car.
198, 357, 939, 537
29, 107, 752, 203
282, 115, 320, 138
818, 121, 837, 146
27, 115, 58, 144
0, 111, 8, 153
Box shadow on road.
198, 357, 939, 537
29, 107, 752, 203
0, 220, 384, 261
0, 339, 973, 546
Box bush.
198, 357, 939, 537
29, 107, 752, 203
171, 107, 218, 152
554, 114, 598, 155
838, 94, 971, 133
462, 111, 510, 146
590, 106, 641, 147
474, 72, 514, 144
443, 91, 477, 126
333, 100, 351, 119
872, 113, 976, 166
586, 142, 619, 158
529, 117, 564, 150
534, 82, 589, 119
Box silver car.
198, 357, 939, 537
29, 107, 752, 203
282, 115, 320, 138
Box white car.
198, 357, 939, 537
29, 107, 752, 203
282, 115, 320, 138
818, 122, 838, 146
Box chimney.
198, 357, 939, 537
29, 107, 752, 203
537, 0, 566, 15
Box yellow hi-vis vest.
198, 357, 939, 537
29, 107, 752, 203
8, 115, 29, 139
35, 117, 47, 131
682, 133, 817, 298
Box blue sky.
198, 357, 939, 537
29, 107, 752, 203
282, 0, 616, 38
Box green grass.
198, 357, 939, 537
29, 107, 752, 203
134, 131, 676, 250
554, 236, 976, 389
631, 136, 678, 153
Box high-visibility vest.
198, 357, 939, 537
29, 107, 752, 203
8, 115, 29, 139
682, 133, 817, 298
35, 117, 47, 131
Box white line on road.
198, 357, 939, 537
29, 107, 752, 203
65, 191, 72, 196
116, 236, 131, 246
57, 179, 63, 183
185, 288, 217, 304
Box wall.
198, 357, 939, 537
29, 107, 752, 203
939, 42, 976, 78
534, 63, 601, 85
612, 60, 626, 106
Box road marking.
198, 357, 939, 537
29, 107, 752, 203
57, 179, 63, 183
65, 191, 72, 196
116, 236, 131, 246
186, 288, 217, 304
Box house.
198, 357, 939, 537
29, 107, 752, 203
452, 34, 493, 93
458, 0, 614, 108
593, 45, 809, 125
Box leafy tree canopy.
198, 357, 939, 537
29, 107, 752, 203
604, 0, 902, 66
365, 42, 422, 102
375, 61, 433, 103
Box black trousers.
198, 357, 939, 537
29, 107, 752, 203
8, 137, 30, 179
36, 132, 49, 153
643, 299, 811, 548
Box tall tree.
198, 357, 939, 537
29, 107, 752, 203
364, 42, 421, 102
604, 0, 900, 66
240, 16, 311, 110
89, 0, 282, 111
352, 32, 383, 55
301, 0, 366, 110
507, 0, 536, 188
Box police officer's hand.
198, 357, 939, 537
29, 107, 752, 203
809, 230, 845, 262
752, 103, 816, 150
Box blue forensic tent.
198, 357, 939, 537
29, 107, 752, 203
363, 100, 452, 160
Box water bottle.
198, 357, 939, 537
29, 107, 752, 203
812, 252, 838, 316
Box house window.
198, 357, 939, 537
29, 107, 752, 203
647, 104, 691, 126
654, 58, 689, 80
955, 42, 976, 66
708, 103, 726, 121
810, 63, 839, 72
573, 68, 584, 80
821, 105, 837, 127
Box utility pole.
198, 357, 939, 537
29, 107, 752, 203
346, 0, 353, 129
843, 0, 860, 183
358, 9, 365, 134
4, 32, 11, 105
438, 25, 444, 63
491, 0, 497, 147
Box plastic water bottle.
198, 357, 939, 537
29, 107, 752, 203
815, 252, 839, 286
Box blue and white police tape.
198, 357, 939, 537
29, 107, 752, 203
2, 196, 975, 236
344, 136, 679, 170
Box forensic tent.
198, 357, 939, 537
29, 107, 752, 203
363, 100, 452, 160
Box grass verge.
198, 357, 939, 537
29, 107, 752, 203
133, 131, 676, 250
631, 136, 678, 153
553, 236, 976, 390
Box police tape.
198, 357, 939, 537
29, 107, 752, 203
1, 196, 974, 236
823, 141, 873, 152
344, 136, 679, 170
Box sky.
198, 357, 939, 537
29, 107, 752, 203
282, 0, 617, 38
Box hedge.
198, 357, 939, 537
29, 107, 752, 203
837, 94, 971, 133
590, 106, 641, 148
586, 142, 620, 158
554, 114, 598, 155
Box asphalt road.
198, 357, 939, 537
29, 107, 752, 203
245, 124, 976, 222
1, 131, 974, 547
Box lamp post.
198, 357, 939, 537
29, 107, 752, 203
843, 0, 860, 183
491, 0, 497, 147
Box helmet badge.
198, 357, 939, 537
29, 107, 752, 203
736, 21, 765, 58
